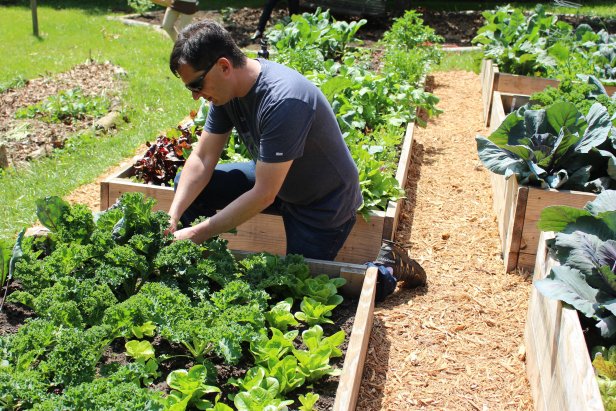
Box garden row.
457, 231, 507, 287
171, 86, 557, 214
473, 5, 616, 410
0, 9, 442, 410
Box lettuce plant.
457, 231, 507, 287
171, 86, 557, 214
535, 190, 616, 337
476, 101, 616, 192
591, 345, 616, 409
164, 364, 221, 411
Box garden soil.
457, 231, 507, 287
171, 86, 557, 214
61, 70, 534, 410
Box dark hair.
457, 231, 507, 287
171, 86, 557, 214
169, 20, 246, 76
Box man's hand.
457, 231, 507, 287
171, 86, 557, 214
165, 218, 179, 236
173, 226, 201, 243
172, 221, 210, 244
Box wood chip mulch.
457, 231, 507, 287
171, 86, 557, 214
355, 71, 533, 410
64, 70, 534, 410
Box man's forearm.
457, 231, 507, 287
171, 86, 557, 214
168, 155, 210, 223
186, 188, 273, 243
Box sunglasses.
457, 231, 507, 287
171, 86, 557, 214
184, 57, 221, 93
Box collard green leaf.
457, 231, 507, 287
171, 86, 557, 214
487, 107, 526, 146
577, 103, 611, 153
598, 240, 616, 272
35, 196, 70, 232
475, 137, 528, 176
586, 191, 616, 214
545, 101, 580, 134
534, 265, 600, 318
537, 205, 592, 232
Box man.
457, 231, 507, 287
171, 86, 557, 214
167, 20, 361, 261
168, 20, 426, 298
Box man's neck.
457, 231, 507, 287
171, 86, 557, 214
236, 58, 262, 98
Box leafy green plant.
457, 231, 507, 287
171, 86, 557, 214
476, 101, 616, 192
530, 75, 616, 120
535, 190, 616, 337
249, 328, 298, 369
164, 364, 221, 411
264, 298, 299, 331
127, 0, 155, 15
15, 88, 109, 124
295, 297, 336, 326
125, 340, 160, 386
298, 392, 320, 411
473, 5, 616, 81
267, 8, 366, 62
231, 367, 294, 411
591, 344, 616, 409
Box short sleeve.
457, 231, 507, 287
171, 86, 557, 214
259, 98, 315, 163
204, 103, 234, 135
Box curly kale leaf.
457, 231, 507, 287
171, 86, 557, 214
34, 374, 164, 411
9, 277, 117, 328
0, 368, 49, 409
210, 280, 269, 311
39, 325, 112, 387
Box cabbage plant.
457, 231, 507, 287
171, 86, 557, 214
535, 190, 616, 337
476, 101, 616, 192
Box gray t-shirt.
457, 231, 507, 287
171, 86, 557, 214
204, 59, 362, 228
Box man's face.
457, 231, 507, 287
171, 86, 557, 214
177, 59, 226, 105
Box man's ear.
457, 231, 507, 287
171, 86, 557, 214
219, 57, 231, 73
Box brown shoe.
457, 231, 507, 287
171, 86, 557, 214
375, 240, 426, 288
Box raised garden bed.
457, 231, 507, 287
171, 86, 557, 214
525, 231, 604, 410
100, 120, 416, 264
1, 226, 378, 410
480, 59, 616, 127
486, 91, 596, 272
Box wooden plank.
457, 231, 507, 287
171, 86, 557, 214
525, 232, 604, 411
385, 119, 417, 241
519, 187, 596, 267
482, 59, 499, 126
504, 185, 528, 272
100, 181, 110, 211
333, 265, 377, 411
495, 72, 559, 96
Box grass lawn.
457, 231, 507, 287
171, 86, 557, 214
0, 5, 202, 238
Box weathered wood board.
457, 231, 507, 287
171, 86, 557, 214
525, 232, 604, 411
101, 121, 416, 264
481, 59, 616, 127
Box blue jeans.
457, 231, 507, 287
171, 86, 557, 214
174, 161, 356, 261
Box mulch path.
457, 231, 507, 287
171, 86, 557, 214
355, 71, 532, 410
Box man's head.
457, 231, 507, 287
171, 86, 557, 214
170, 20, 245, 76
170, 20, 248, 103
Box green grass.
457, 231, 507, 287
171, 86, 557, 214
433, 50, 483, 73
0, 5, 202, 238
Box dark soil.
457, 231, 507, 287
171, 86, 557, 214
127, 7, 616, 48
0, 61, 126, 169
